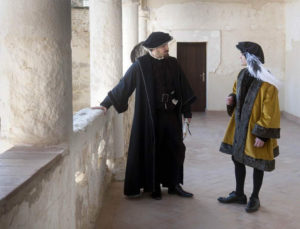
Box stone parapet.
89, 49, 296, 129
0, 109, 123, 229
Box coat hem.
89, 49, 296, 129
220, 142, 233, 154
220, 142, 278, 171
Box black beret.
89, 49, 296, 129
143, 32, 173, 49
236, 41, 265, 64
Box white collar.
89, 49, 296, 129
149, 51, 164, 60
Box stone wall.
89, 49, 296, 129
0, 110, 118, 229
147, 0, 286, 111
72, 8, 90, 113
285, 0, 300, 118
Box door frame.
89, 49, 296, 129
168, 30, 221, 111
177, 42, 207, 112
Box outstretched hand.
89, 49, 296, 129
91, 106, 107, 114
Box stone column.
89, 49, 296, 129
138, 5, 149, 42
0, 0, 73, 145
90, 0, 125, 179
122, 0, 139, 166
122, 0, 139, 73
90, 0, 123, 105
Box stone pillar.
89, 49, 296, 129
138, 5, 149, 42
90, 0, 125, 179
71, 4, 90, 113
122, 0, 138, 164
90, 0, 123, 105
122, 0, 139, 73
0, 0, 73, 145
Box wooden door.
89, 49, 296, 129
177, 42, 206, 112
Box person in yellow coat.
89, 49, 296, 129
218, 42, 281, 213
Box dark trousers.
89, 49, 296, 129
155, 110, 186, 189
232, 156, 264, 198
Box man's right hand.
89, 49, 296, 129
226, 96, 234, 106
91, 106, 107, 114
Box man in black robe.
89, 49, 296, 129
93, 32, 196, 200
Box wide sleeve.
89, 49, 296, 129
104, 62, 138, 113
100, 96, 112, 109
252, 84, 280, 139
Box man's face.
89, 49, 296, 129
152, 43, 169, 58
240, 54, 247, 66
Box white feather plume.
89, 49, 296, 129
245, 52, 281, 90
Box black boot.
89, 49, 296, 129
218, 191, 247, 204
168, 184, 193, 198
151, 186, 162, 200
245, 197, 260, 213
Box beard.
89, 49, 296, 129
163, 51, 169, 58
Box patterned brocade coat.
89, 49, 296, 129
220, 68, 280, 171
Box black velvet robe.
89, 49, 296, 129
103, 54, 196, 195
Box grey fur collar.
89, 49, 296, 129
233, 70, 262, 163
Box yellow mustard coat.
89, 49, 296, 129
220, 68, 280, 171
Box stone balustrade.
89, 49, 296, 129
0, 109, 122, 229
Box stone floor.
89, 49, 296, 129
96, 112, 300, 229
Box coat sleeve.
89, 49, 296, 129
105, 62, 138, 113
252, 84, 280, 139
227, 80, 237, 116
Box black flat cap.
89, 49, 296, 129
236, 41, 265, 63
143, 32, 173, 49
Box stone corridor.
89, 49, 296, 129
95, 112, 300, 229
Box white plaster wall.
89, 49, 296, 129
72, 8, 90, 113
285, 0, 300, 118
0, 110, 116, 229
147, 0, 285, 110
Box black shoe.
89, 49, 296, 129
217, 191, 247, 204
168, 185, 193, 198
125, 192, 141, 199
245, 197, 260, 213
151, 187, 162, 200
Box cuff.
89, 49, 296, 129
252, 124, 280, 139
100, 96, 112, 109
257, 137, 269, 142
226, 93, 236, 116
226, 105, 235, 117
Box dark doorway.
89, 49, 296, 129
177, 42, 207, 112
